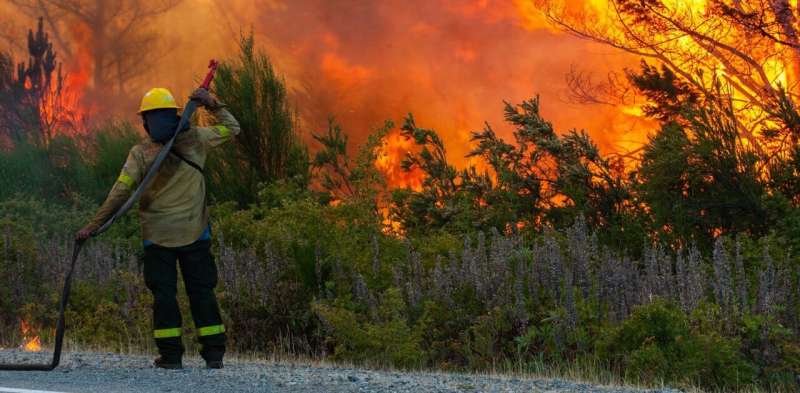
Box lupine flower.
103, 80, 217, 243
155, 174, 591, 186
734, 239, 748, 314
564, 266, 577, 330
371, 235, 381, 277
757, 245, 775, 315
712, 237, 733, 311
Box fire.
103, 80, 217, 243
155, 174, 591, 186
520, 0, 798, 157
8, 1, 794, 187
380, 206, 404, 236
20, 319, 42, 352
235, 0, 647, 187
4, 1, 654, 185
375, 131, 425, 191
26, 19, 92, 140
59, 22, 94, 134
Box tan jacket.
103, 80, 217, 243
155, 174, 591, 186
88, 107, 241, 247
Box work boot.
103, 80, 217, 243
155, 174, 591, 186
153, 356, 182, 369
206, 360, 223, 369
200, 345, 225, 369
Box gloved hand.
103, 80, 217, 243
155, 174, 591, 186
75, 225, 95, 241
190, 88, 222, 109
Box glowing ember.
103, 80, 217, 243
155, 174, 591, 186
20, 319, 42, 352
380, 206, 404, 236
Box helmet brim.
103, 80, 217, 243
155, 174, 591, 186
137, 105, 182, 115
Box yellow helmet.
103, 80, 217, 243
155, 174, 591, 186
138, 87, 179, 114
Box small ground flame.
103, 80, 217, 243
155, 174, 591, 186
20, 319, 42, 352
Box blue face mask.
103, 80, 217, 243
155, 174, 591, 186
142, 109, 187, 143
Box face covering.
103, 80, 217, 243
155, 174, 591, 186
142, 109, 188, 143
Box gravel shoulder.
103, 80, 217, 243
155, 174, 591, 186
0, 350, 681, 393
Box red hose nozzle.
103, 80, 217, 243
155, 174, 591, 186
200, 59, 219, 90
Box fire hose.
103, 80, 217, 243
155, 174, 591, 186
0, 60, 219, 371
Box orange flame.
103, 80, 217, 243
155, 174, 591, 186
32, 22, 92, 140
20, 319, 42, 352
375, 131, 425, 191
380, 206, 404, 236
518, 0, 795, 142
60, 23, 94, 134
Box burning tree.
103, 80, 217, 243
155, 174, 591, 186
391, 97, 633, 242
311, 118, 392, 203
533, 0, 800, 159
0, 17, 77, 147
523, 0, 800, 244
7, 0, 182, 104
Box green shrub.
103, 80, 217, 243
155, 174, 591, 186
460, 306, 514, 368
0, 122, 138, 205
209, 33, 309, 206
0, 196, 140, 245
598, 300, 756, 388
0, 140, 62, 201
314, 287, 424, 368
740, 314, 800, 387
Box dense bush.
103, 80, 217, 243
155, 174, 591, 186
4, 197, 798, 390
0, 122, 139, 205
208, 34, 309, 207
598, 300, 756, 387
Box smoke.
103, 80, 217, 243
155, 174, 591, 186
3, 0, 650, 164
241, 0, 646, 160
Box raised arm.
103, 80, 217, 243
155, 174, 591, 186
76, 147, 144, 240
190, 88, 241, 148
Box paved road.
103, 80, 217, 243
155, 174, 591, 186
0, 350, 680, 393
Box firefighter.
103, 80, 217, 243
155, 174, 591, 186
76, 87, 240, 369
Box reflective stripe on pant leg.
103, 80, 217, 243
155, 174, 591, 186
154, 327, 182, 338
178, 241, 226, 361
145, 245, 184, 360
197, 324, 225, 336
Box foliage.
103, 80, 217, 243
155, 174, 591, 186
209, 33, 309, 206
625, 62, 700, 123
739, 314, 800, 387
391, 98, 640, 249
3, 186, 800, 390
598, 300, 756, 388
83, 122, 141, 201
311, 118, 392, 204
0, 139, 64, 200
314, 288, 424, 368
635, 69, 768, 248
0, 121, 140, 223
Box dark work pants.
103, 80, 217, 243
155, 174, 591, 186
143, 239, 226, 362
